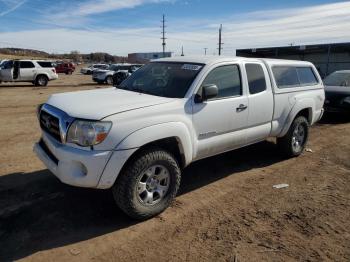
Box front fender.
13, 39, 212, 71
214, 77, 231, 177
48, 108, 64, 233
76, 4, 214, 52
116, 122, 193, 166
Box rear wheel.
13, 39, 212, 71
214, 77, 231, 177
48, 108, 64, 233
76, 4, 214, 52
35, 75, 48, 87
278, 116, 309, 157
112, 148, 181, 220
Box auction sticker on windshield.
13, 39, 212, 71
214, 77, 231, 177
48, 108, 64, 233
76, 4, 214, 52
181, 64, 202, 71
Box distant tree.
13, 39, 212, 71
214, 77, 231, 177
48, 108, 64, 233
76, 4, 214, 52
69, 50, 82, 62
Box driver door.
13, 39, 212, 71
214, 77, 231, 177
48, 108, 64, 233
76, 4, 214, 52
192, 63, 249, 160
0, 60, 14, 81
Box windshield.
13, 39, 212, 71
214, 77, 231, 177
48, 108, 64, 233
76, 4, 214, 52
118, 62, 204, 98
324, 72, 350, 87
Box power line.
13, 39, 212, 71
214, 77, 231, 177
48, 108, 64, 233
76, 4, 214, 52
161, 14, 166, 55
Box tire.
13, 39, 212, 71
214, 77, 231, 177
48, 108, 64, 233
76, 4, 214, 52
106, 76, 113, 85
112, 148, 181, 220
35, 75, 48, 87
277, 116, 309, 157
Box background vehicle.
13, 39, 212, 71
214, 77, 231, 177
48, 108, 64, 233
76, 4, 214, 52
93, 63, 142, 85
80, 64, 108, 75
34, 56, 324, 219
0, 60, 58, 86
323, 70, 350, 113
55, 62, 76, 74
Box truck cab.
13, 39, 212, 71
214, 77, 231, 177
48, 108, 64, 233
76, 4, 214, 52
34, 56, 324, 219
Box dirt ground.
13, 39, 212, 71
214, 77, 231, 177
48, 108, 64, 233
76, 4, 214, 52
0, 69, 349, 261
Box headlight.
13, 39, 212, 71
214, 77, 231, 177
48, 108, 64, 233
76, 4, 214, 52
67, 120, 112, 147
343, 96, 350, 104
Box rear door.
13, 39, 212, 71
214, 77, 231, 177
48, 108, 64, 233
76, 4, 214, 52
244, 62, 274, 143
192, 63, 249, 160
19, 61, 36, 81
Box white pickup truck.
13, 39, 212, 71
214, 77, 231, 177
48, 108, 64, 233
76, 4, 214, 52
34, 56, 324, 219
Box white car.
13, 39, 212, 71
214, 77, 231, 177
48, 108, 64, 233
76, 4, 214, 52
0, 60, 58, 86
34, 56, 324, 219
80, 64, 109, 75
92, 64, 142, 85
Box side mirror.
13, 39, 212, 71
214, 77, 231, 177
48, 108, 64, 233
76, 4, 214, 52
195, 84, 218, 103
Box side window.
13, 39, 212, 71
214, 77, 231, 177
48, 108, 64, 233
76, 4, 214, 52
37, 61, 53, 68
20, 61, 35, 68
297, 67, 318, 85
272, 66, 299, 88
202, 65, 241, 99
245, 63, 267, 94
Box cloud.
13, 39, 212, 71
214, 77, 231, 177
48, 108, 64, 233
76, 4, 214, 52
0, 0, 26, 17
76, 0, 171, 16
0, 2, 349, 55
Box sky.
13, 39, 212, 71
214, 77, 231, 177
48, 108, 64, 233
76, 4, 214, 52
0, 0, 349, 56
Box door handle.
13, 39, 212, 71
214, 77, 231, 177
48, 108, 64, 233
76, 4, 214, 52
236, 104, 248, 112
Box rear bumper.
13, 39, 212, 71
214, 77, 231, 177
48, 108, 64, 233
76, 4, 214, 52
33, 132, 137, 189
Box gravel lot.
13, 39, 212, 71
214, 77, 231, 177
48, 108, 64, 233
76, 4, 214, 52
0, 69, 349, 261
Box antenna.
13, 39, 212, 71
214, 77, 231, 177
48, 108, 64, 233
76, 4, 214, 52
161, 14, 166, 55
218, 24, 223, 56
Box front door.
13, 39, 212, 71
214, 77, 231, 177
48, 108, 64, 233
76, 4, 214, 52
192, 64, 248, 160
0, 60, 14, 81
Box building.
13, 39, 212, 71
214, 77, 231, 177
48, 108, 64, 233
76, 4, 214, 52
236, 42, 350, 78
128, 52, 172, 63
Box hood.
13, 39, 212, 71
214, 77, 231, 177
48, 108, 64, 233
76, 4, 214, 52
325, 85, 350, 95
47, 87, 175, 120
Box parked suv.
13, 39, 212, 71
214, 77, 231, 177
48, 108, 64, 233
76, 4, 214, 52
55, 62, 76, 75
34, 56, 324, 219
0, 60, 58, 86
92, 64, 142, 85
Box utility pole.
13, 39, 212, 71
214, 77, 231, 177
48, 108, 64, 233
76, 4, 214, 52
204, 48, 208, 55
218, 24, 223, 56
161, 14, 166, 56
181, 46, 184, 56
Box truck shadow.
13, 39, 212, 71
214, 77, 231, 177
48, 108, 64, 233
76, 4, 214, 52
0, 141, 284, 261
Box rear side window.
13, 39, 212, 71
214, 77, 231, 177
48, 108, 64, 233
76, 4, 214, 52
297, 67, 318, 85
202, 65, 241, 99
38, 61, 53, 68
245, 63, 267, 94
272, 67, 299, 88
273, 66, 319, 88
20, 61, 35, 68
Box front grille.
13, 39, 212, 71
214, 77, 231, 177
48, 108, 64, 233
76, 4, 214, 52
325, 92, 344, 107
40, 110, 61, 142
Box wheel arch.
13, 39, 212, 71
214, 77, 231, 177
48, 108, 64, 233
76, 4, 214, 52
278, 98, 315, 137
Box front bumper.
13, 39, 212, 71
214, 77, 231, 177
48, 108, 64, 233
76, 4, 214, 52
33, 132, 137, 189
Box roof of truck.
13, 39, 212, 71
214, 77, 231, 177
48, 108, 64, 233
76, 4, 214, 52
154, 55, 314, 67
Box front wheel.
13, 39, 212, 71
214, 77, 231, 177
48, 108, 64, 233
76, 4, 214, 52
277, 116, 309, 157
112, 148, 181, 220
